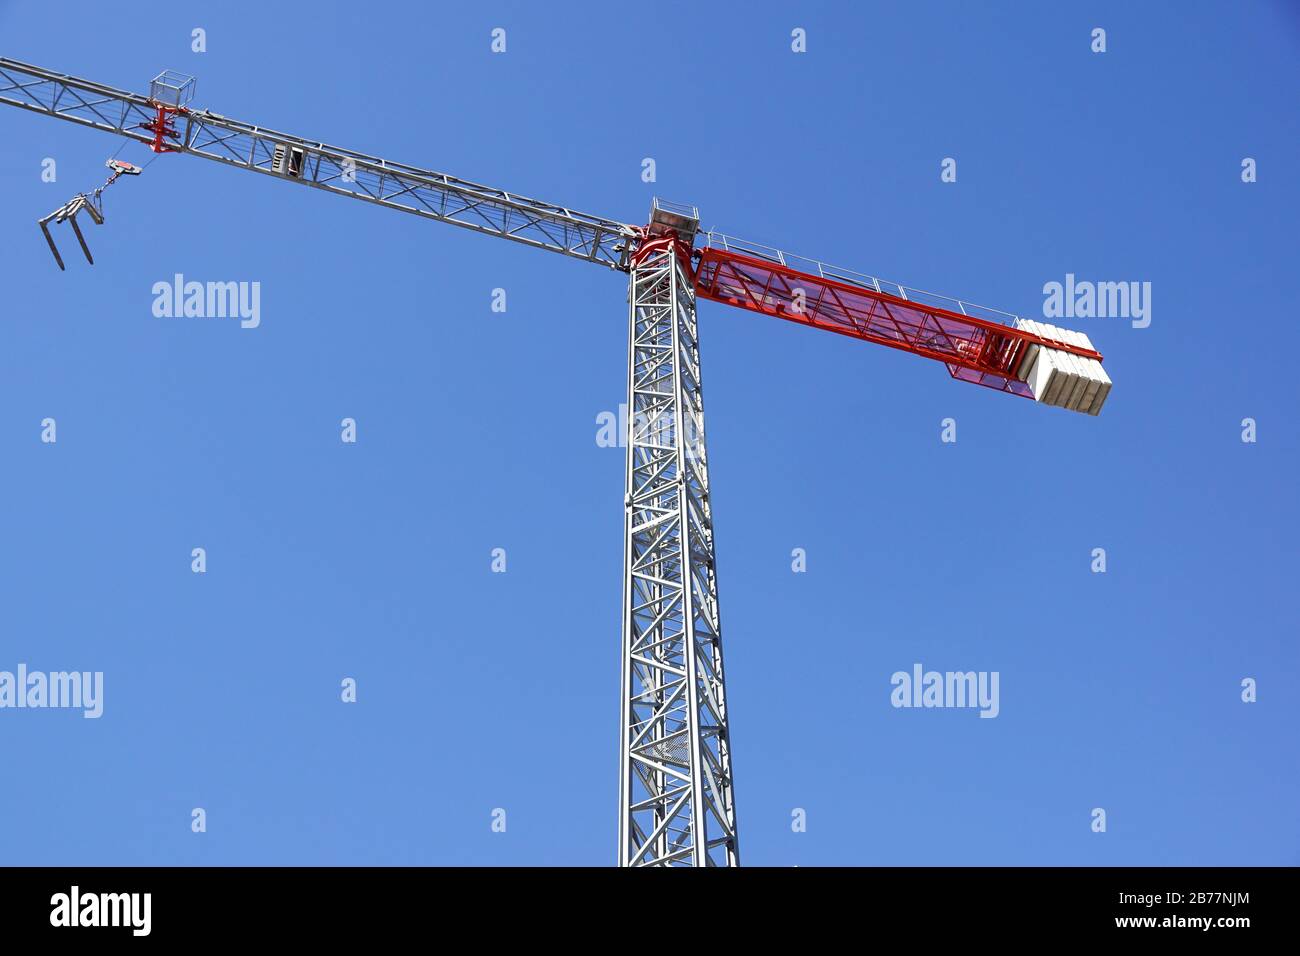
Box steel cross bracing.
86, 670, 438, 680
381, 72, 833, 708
694, 233, 1105, 399
619, 240, 738, 867
0, 58, 635, 269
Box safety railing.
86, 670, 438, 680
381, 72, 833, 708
700, 232, 1026, 327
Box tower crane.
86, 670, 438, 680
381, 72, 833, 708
0, 57, 1112, 868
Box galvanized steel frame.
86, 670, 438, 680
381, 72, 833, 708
0, 58, 634, 269
619, 240, 739, 866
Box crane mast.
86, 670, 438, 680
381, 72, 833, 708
621, 219, 738, 866
0, 57, 1113, 867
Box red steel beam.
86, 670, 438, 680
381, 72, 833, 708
692, 246, 1102, 399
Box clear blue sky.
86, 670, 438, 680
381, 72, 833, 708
0, 0, 1296, 866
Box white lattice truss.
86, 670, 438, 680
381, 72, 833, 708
618, 244, 739, 867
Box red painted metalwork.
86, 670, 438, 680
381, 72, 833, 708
628, 228, 693, 275
138, 103, 187, 153
692, 245, 1102, 398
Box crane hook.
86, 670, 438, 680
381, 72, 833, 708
38, 157, 142, 270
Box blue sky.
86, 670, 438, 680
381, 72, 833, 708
0, 0, 1296, 865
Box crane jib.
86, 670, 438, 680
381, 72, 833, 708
692, 244, 1106, 407
0, 57, 637, 271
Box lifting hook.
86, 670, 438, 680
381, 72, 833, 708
38, 157, 142, 270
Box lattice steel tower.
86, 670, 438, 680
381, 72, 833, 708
619, 210, 739, 866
